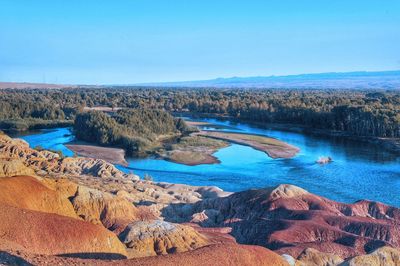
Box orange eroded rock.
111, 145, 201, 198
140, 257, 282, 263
70, 185, 139, 233
0, 175, 78, 218
118, 220, 208, 258
0, 203, 127, 258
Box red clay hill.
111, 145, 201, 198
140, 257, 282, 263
165, 184, 400, 260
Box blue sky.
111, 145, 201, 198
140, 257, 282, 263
1, 0, 399, 84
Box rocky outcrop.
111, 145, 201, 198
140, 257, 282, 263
0, 133, 138, 181
0, 159, 35, 177
340, 246, 400, 266
0, 174, 127, 258
164, 184, 400, 260
70, 186, 139, 233
268, 184, 309, 200
296, 248, 344, 266
0, 175, 78, 218
119, 220, 208, 258
41, 177, 79, 199
60, 157, 135, 179
0, 133, 228, 211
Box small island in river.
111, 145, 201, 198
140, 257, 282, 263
156, 135, 229, 166
159, 119, 300, 165
197, 131, 300, 159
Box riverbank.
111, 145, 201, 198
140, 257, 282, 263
65, 143, 128, 166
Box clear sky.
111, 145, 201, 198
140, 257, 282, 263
1, 0, 400, 84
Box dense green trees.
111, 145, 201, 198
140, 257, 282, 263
74, 109, 186, 156
0, 87, 399, 138
0, 89, 78, 131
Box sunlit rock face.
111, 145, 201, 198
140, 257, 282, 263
119, 220, 208, 258
0, 175, 127, 258
341, 246, 400, 266
0, 159, 35, 177
0, 175, 78, 218
70, 185, 139, 233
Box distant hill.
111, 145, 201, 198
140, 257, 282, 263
0, 82, 76, 89
138, 70, 400, 89
3, 70, 400, 89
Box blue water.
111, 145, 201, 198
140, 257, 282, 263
12, 119, 400, 207
10, 127, 75, 157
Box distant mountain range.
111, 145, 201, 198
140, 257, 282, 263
138, 70, 400, 89
1, 70, 400, 89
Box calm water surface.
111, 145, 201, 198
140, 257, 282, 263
12, 118, 400, 207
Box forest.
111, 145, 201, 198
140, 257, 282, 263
0, 87, 399, 138
74, 109, 188, 156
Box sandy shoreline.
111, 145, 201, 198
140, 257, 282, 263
66, 144, 128, 166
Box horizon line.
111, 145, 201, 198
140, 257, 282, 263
1, 69, 400, 87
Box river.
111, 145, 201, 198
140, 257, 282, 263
11, 118, 400, 207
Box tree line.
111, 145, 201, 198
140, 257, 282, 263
0, 87, 399, 138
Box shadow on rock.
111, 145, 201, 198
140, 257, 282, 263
57, 252, 127, 260
0, 251, 33, 266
